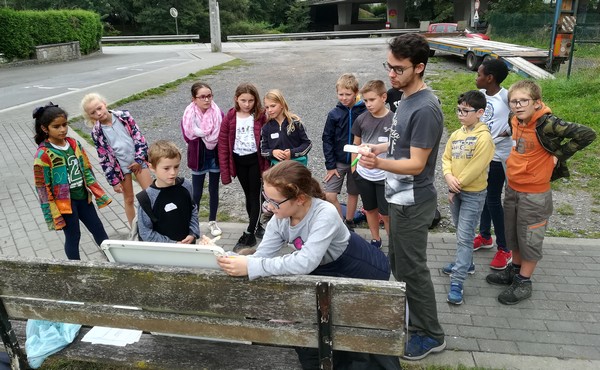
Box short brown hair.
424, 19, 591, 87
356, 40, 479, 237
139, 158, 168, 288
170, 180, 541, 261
262, 161, 325, 200
336, 73, 359, 93
360, 80, 387, 96
508, 80, 542, 101
148, 140, 181, 167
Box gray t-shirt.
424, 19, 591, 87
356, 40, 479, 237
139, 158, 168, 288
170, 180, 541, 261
246, 198, 349, 280
385, 89, 443, 206
352, 110, 393, 181
103, 115, 136, 174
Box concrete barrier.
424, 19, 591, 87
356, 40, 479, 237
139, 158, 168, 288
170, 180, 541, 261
35, 41, 81, 62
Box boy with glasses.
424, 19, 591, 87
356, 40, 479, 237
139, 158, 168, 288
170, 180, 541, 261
486, 80, 596, 305
442, 90, 495, 305
359, 33, 445, 361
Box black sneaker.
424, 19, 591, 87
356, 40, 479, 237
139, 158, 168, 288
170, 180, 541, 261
255, 224, 265, 239
233, 231, 256, 253
498, 276, 532, 305
486, 264, 517, 285
344, 219, 356, 232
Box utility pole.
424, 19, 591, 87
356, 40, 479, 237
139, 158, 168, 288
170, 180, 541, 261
209, 0, 222, 53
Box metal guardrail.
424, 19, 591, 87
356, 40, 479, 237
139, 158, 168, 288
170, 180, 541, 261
101, 35, 200, 43
227, 28, 420, 41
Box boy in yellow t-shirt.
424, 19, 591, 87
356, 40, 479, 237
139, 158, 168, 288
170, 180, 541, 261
442, 90, 495, 305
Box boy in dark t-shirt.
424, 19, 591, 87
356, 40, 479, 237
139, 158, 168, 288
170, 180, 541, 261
137, 140, 200, 243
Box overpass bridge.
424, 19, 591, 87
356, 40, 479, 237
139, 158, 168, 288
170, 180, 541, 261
300, 0, 488, 31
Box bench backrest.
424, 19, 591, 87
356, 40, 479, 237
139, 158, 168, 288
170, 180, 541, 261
0, 256, 406, 356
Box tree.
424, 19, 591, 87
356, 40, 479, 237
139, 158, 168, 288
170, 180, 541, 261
283, 2, 310, 33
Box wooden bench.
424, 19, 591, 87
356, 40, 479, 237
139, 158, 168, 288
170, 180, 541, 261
0, 256, 406, 369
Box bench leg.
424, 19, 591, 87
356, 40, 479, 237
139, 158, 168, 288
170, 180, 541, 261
0, 302, 28, 370
316, 282, 333, 370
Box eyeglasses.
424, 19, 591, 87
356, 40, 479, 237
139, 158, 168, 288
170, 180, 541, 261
383, 62, 415, 75
262, 190, 291, 210
456, 107, 478, 116
195, 94, 213, 101
508, 99, 532, 108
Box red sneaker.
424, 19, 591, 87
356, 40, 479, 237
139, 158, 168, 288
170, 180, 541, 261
473, 234, 493, 251
490, 250, 513, 270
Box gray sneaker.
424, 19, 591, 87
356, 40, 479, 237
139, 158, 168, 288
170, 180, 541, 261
498, 277, 532, 305
486, 264, 516, 285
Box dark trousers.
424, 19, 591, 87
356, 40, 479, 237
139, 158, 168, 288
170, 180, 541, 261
479, 160, 508, 251
192, 172, 220, 221
388, 196, 444, 342
234, 153, 262, 233
61, 199, 108, 260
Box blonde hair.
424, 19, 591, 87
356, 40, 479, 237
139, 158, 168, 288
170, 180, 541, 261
148, 140, 181, 167
80, 93, 107, 127
264, 89, 302, 135
360, 80, 387, 96
336, 73, 359, 93
508, 80, 542, 101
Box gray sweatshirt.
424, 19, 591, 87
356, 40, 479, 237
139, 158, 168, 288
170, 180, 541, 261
247, 198, 349, 280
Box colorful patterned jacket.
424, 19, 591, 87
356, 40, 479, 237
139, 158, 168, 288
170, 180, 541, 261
34, 137, 112, 231
91, 110, 149, 186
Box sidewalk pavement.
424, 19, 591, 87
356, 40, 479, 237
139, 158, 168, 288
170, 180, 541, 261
1, 42, 599, 370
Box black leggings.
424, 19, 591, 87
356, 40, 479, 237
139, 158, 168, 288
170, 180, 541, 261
234, 153, 262, 233
192, 172, 220, 221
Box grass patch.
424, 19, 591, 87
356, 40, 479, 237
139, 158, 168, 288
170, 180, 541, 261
546, 228, 577, 237
555, 203, 575, 216
428, 63, 600, 197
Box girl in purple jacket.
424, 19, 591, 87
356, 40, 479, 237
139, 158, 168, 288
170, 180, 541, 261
218, 83, 269, 252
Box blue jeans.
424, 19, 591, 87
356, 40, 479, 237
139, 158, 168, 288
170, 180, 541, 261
450, 189, 487, 284
62, 199, 109, 260
479, 161, 507, 251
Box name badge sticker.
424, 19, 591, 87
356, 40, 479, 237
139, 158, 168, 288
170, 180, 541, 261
164, 203, 178, 212
271, 132, 280, 139
378, 136, 388, 143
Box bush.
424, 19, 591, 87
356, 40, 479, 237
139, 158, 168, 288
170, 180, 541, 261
224, 20, 278, 36
0, 8, 102, 61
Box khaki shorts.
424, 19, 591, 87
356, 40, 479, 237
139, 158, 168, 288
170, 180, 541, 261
504, 186, 553, 261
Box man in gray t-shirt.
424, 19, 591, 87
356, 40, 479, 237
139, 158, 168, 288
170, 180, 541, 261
359, 33, 446, 361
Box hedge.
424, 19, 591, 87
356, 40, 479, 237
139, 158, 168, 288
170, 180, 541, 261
0, 8, 102, 61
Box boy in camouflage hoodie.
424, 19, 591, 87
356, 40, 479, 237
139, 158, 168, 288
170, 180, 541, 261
486, 80, 596, 305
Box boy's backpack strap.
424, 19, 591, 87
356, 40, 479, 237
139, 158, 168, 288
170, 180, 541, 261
136, 190, 158, 225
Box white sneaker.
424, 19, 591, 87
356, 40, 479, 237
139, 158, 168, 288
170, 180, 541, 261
208, 221, 222, 237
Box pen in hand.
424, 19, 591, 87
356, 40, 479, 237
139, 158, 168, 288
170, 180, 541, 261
351, 154, 362, 167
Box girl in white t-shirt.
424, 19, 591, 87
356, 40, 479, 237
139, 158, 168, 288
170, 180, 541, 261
218, 83, 269, 251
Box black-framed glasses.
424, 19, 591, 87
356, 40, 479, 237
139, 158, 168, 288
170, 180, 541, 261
508, 99, 532, 108
262, 190, 291, 210
195, 94, 213, 101
383, 62, 415, 75
455, 107, 478, 116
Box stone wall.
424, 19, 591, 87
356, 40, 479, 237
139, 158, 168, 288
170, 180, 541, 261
35, 41, 81, 62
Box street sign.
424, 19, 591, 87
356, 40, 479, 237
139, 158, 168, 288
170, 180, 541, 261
170, 7, 178, 18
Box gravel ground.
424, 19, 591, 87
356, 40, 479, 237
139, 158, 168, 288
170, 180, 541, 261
73, 42, 599, 237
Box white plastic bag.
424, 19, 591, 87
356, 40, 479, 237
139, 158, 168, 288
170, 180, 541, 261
25, 319, 81, 368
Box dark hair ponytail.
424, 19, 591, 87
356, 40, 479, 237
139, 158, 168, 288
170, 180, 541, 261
262, 161, 325, 200
33, 103, 68, 145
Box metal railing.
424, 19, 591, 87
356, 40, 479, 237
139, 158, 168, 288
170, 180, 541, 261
101, 35, 200, 43
227, 28, 420, 41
